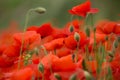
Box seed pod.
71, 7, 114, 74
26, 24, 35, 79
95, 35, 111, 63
34, 7, 46, 14
74, 32, 80, 42
38, 63, 44, 73
69, 73, 77, 80
54, 73, 61, 80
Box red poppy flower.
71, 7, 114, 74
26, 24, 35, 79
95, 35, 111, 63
64, 31, 87, 50
43, 38, 64, 51
69, 0, 98, 17
114, 23, 120, 34
37, 23, 54, 38
110, 61, 120, 80
27, 26, 38, 31
52, 54, 83, 71
13, 31, 41, 51
0, 54, 15, 67
10, 67, 34, 80
50, 69, 85, 80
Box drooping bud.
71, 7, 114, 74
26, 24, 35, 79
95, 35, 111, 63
84, 71, 93, 80
69, 25, 74, 32
74, 32, 80, 42
38, 63, 44, 73
69, 73, 77, 80
34, 7, 46, 14
54, 73, 61, 80
85, 27, 90, 37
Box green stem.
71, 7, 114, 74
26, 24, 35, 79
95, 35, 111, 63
75, 42, 79, 63
18, 9, 34, 69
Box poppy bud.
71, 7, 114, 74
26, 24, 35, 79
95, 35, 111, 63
69, 73, 77, 80
105, 36, 108, 41
84, 71, 93, 80
72, 54, 75, 62
85, 27, 90, 37
117, 36, 120, 42
34, 47, 39, 55
93, 27, 96, 32
69, 25, 74, 32
74, 32, 80, 42
34, 7, 46, 14
113, 40, 118, 48
38, 63, 44, 73
108, 51, 114, 58
54, 73, 61, 80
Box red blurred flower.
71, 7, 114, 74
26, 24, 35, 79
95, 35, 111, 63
69, 0, 98, 17
43, 38, 64, 51
13, 31, 41, 51
37, 23, 54, 38
64, 31, 87, 50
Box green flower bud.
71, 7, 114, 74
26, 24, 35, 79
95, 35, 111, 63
117, 36, 120, 42
69, 25, 74, 32
85, 27, 90, 37
108, 51, 114, 58
34, 7, 46, 14
113, 40, 118, 48
105, 36, 108, 41
84, 71, 93, 80
93, 27, 96, 32
34, 47, 39, 55
38, 63, 44, 73
72, 54, 75, 63
74, 32, 80, 42
54, 73, 61, 80
69, 74, 77, 80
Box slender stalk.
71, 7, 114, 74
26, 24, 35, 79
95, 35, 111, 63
18, 9, 34, 69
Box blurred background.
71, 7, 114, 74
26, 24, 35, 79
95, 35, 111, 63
0, 0, 120, 28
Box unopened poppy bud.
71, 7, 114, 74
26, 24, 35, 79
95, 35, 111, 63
72, 54, 75, 62
93, 27, 96, 32
113, 40, 118, 48
85, 27, 90, 37
117, 36, 120, 42
34, 47, 39, 55
54, 73, 61, 80
69, 73, 77, 80
38, 63, 44, 73
74, 32, 80, 42
84, 71, 93, 80
108, 51, 114, 58
69, 25, 74, 32
105, 36, 108, 41
34, 7, 46, 14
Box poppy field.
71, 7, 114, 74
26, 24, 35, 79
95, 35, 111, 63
0, 0, 120, 80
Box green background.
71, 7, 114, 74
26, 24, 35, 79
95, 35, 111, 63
0, 0, 120, 28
